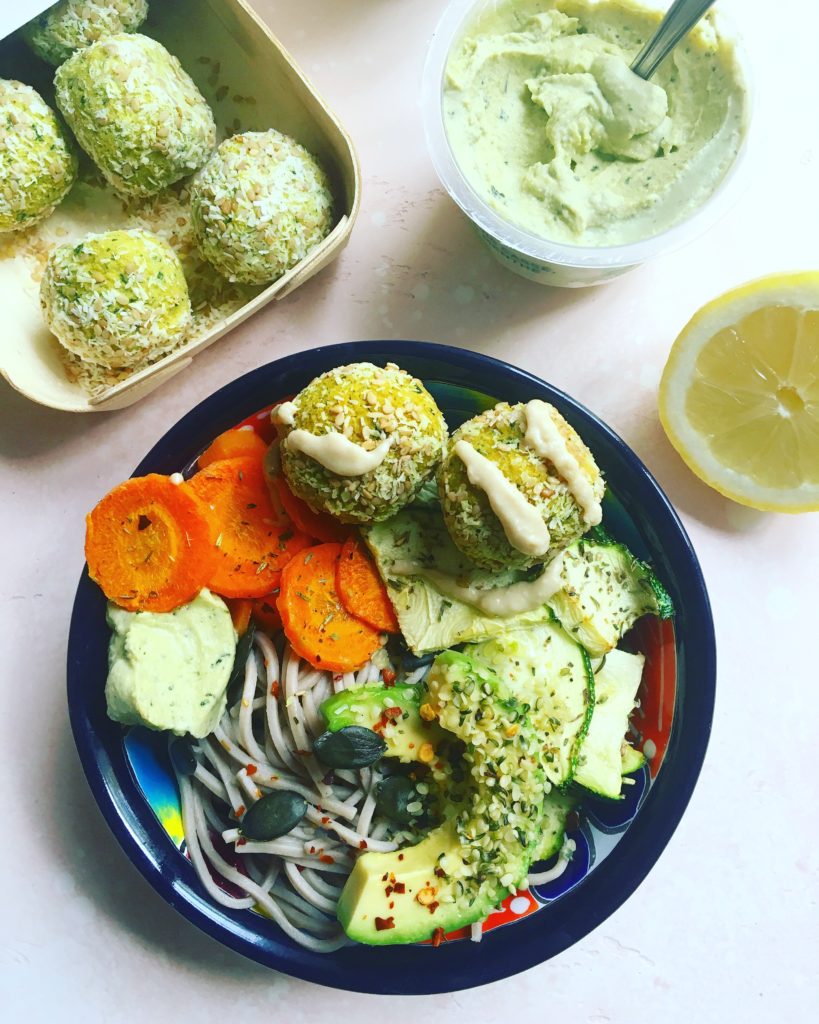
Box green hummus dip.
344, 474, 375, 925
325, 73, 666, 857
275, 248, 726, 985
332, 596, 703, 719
105, 589, 236, 738
444, 0, 746, 246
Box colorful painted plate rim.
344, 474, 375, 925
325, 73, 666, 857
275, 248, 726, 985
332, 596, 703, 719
67, 340, 716, 994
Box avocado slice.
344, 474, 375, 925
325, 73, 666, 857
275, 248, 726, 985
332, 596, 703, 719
468, 620, 594, 787
337, 650, 546, 945
572, 650, 645, 799
320, 683, 446, 764
549, 533, 674, 658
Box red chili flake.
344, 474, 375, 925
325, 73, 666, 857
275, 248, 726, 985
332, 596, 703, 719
434, 867, 446, 878
321, 816, 330, 825
382, 669, 397, 687
270, 681, 280, 698
431, 927, 445, 948
319, 854, 335, 865
359, 840, 368, 850
246, 764, 257, 776
235, 804, 246, 817
392, 882, 406, 894
385, 885, 393, 897
237, 837, 247, 847
389, 901, 395, 909
374, 916, 395, 931
428, 901, 439, 915
398, 854, 404, 861
309, 846, 317, 854
383, 706, 402, 720
381, 873, 389, 882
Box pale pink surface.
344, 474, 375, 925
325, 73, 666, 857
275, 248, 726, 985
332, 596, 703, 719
1, 0, 817, 1019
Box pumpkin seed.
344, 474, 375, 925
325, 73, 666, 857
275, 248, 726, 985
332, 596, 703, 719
313, 726, 386, 768
240, 790, 307, 841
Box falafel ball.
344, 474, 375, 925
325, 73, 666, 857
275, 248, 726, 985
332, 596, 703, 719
22, 0, 148, 67
55, 33, 215, 198
0, 79, 77, 233
278, 362, 447, 523
40, 228, 191, 368
437, 401, 605, 570
190, 129, 334, 284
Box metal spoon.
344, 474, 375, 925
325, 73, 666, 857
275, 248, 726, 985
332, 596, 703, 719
631, 0, 717, 80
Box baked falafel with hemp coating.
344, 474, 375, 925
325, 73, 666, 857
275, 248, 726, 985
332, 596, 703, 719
438, 401, 605, 571
276, 362, 447, 524
55, 33, 215, 198
40, 228, 191, 369
22, 0, 148, 67
190, 129, 334, 284
0, 80, 77, 233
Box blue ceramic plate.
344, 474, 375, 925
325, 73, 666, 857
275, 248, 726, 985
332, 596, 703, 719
67, 341, 715, 994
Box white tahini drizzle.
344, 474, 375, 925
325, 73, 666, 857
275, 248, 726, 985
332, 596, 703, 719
389, 551, 566, 617
523, 400, 602, 527
285, 431, 393, 477
271, 401, 298, 426
453, 439, 551, 557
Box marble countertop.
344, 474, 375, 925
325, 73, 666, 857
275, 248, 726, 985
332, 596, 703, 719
1, 0, 816, 1020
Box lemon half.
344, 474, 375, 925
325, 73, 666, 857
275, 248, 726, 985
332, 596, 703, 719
659, 273, 819, 513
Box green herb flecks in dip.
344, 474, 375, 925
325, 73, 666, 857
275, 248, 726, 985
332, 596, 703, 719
444, 0, 746, 246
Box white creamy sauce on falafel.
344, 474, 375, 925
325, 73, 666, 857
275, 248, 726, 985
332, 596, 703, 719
272, 400, 298, 426
285, 429, 394, 477
390, 551, 566, 616
523, 400, 602, 526
453, 439, 551, 557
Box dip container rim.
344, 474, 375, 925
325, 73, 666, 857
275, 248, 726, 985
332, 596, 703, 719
421, 0, 755, 270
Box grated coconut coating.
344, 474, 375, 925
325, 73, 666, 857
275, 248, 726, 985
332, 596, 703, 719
22, 0, 148, 67
0, 80, 77, 233
190, 130, 334, 284
41, 227, 191, 369
438, 402, 605, 570
279, 362, 447, 523
55, 33, 215, 198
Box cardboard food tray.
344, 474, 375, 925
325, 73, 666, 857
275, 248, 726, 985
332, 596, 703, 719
0, 0, 360, 412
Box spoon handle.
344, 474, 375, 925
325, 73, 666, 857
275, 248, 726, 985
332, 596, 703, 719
630, 0, 717, 80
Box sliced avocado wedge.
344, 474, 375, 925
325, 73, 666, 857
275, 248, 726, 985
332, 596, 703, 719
320, 683, 446, 764
337, 820, 479, 944
574, 649, 645, 800
548, 533, 674, 657
468, 620, 594, 787
336, 650, 546, 945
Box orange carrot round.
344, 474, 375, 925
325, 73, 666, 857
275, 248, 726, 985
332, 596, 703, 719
336, 537, 399, 633
277, 544, 381, 672
226, 597, 254, 636
185, 456, 310, 599
275, 477, 349, 544
252, 587, 283, 635
85, 474, 215, 613
198, 426, 268, 470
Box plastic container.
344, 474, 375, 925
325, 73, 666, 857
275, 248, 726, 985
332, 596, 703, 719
422, 0, 753, 288
0, 0, 360, 412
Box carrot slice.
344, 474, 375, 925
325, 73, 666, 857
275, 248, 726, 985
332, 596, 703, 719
226, 598, 254, 636
85, 474, 215, 613
185, 456, 310, 599
336, 537, 399, 633
275, 477, 349, 544
278, 544, 381, 672
252, 587, 283, 635
199, 426, 269, 470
